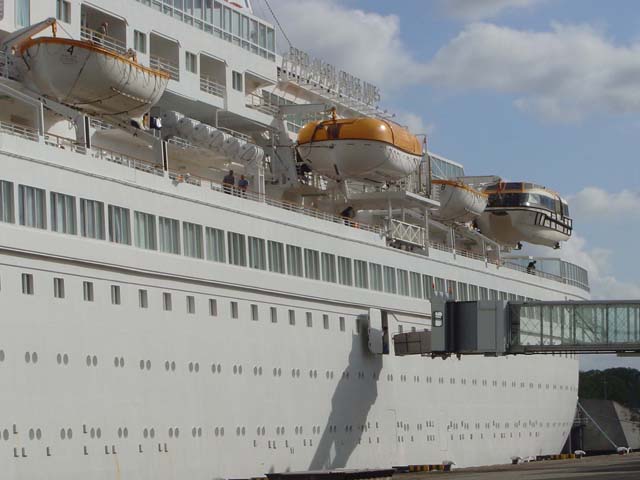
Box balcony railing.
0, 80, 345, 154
0, 117, 590, 292
80, 26, 127, 55
199, 76, 226, 98
246, 93, 279, 116
150, 55, 180, 81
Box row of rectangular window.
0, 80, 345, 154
18, 273, 349, 331
1, 180, 529, 302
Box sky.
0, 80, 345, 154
260, 0, 640, 370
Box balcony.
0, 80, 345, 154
150, 55, 179, 81
246, 93, 278, 116
80, 26, 126, 55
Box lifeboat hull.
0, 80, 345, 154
433, 181, 487, 223
297, 139, 421, 183
21, 38, 169, 117
476, 209, 571, 248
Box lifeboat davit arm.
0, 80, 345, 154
1, 17, 57, 53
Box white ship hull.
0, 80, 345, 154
0, 133, 582, 479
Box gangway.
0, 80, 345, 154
393, 299, 640, 357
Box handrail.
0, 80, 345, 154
200, 76, 226, 98
150, 54, 180, 81
80, 26, 127, 55
246, 93, 279, 116
0, 117, 590, 292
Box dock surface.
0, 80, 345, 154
398, 453, 640, 479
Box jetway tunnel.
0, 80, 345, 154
393, 299, 640, 357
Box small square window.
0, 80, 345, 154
270, 306, 277, 323
232, 71, 243, 91
209, 299, 218, 316
83, 281, 94, 302
339, 316, 345, 332
186, 296, 196, 314
185, 51, 198, 74
163, 292, 172, 311
231, 301, 238, 319
323, 314, 329, 330
251, 304, 258, 321
21, 273, 33, 295
110, 285, 121, 305
56, 0, 71, 23
139, 289, 148, 309
306, 312, 312, 328
134, 30, 147, 54
53, 277, 65, 299
288, 309, 295, 326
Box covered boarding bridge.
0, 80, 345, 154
392, 299, 640, 357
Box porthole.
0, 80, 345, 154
119, 357, 124, 367
189, 362, 194, 372
220, 427, 224, 436
63, 354, 69, 365
169, 427, 174, 438
171, 361, 176, 371
236, 427, 240, 436
143, 428, 148, 439
146, 360, 151, 370
60, 428, 66, 440
272, 367, 277, 376
241, 427, 245, 436
174, 428, 179, 438
261, 426, 265, 435
25, 352, 31, 363
0, 350, 4, 362
197, 427, 202, 437
165, 361, 170, 371
28, 429, 34, 440
32, 352, 38, 363
215, 427, 219, 436
118, 427, 123, 438
277, 368, 281, 376
92, 355, 97, 366
58, 354, 63, 365
36, 429, 41, 440
254, 366, 258, 376
90, 428, 95, 439
192, 427, 197, 437
97, 428, 101, 439
85, 355, 92, 366
114, 357, 119, 367
212, 363, 217, 374
234, 365, 238, 375
217, 364, 221, 373
140, 360, 145, 370
123, 427, 128, 438
67, 428, 72, 440
150, 428, 155, 439
195, 363, 199, 373
259, 366, 262, 375
256, 427, 261, 435
238, 366, 243, 374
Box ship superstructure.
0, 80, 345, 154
0, 1, 590, 479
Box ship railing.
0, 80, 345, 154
44, 132, 86, 154
150, 55, 180, 81
92, 146, 164, 176
80, 26, 127, 55
89, 118, 112, 131
0, 120, 39, 141
199, 76, 226, 98
502, 261, 565, 284
216, 126, 253, 143
455, 247, 486, 262
429, 241, 452, 253
389, 219, 426, 248
246, 93, 279, 116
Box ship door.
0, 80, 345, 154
368, 308, 384, 354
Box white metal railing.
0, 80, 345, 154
389, 219, 425, 247
200, 76, 226, 98
246, 93, 279, 116
0, 117, 591, 291
80, 26, 127, 55
0, 120, 39, 141
92, 146, 164, 176
150, 54, 180, 81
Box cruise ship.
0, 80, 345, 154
0, 1, 590, 478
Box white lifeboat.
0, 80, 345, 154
296, 116, 423, 183
476, 182, 572, 249
432, 179, 487, 223
19, 37, 169, 117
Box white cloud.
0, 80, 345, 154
422, 22, 640, 121
568, 187, 640, 220
441, 0, 546, 21
394, 111, 435, 136
267, 0, 425, 92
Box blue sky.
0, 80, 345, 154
265, 0, 640, 369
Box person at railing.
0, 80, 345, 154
223, 170, 235, 195
238, 174, 249, 198
95, 21, 109, 45
340, 206, 357, 227
527, 260, 537, 275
